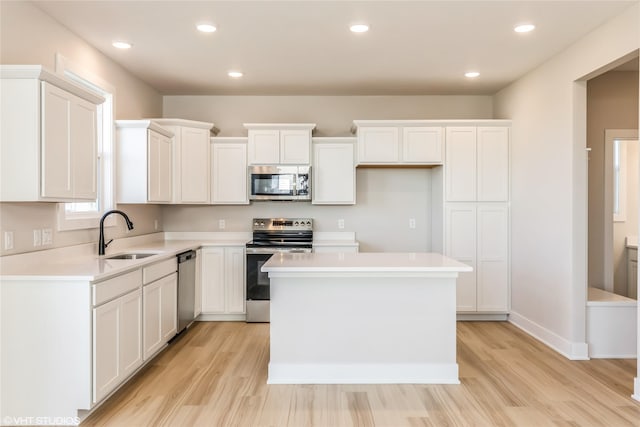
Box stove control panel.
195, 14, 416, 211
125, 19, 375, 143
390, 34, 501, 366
252, 218, 313, 231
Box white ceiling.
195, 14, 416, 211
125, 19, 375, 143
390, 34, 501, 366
33, 1, 638, 96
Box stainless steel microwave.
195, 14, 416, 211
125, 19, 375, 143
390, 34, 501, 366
248, 165, 311, 201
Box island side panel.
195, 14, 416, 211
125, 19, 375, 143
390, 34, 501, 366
268, 274, 458, 384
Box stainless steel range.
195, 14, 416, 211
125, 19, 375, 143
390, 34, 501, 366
246, 218, 313, 322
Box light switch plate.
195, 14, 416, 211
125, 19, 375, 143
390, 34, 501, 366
33, 229, 42, 247
42, 228, 53, 245
4, 231, 14, 250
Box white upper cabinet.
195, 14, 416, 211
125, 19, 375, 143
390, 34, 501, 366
312, 137, 356, 205
0, 65, 103, 202
152, 119, 214, 204
245, 123, 315, 165
353, 121, 444, 165
116, 120, 174, 204
445, 126, 510, 202
211, 137, 249, 204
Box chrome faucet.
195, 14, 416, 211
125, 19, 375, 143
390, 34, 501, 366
98, 210, 134, 255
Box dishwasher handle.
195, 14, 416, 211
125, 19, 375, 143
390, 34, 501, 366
177, 250, 196, 263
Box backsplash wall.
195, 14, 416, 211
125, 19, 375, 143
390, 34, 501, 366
163, 168, 437, 252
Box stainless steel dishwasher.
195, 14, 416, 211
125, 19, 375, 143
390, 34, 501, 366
177, 250, 197, 333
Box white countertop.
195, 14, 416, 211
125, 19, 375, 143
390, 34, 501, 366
0, 231, 362, 282
0, 237, 247, 282
262, 252, 472, 273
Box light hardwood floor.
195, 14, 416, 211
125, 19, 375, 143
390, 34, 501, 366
83, 321, 640, 426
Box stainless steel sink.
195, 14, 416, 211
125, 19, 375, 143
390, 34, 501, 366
104, 253, 157, 260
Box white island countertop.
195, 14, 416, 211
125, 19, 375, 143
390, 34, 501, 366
263, 252, 472, 274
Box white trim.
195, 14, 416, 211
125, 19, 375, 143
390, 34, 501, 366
633, 377, 640, 402
267, 363, 460, 384
509, 311, 590, 360
603, 129, 639, 292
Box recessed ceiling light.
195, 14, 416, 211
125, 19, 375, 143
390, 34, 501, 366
112, 41, 132, 49
228, 71, 243, 78
197, 23, 217, 33
465, 71, 480, 78
514, 24, 535, 33
350, 24, 369, 33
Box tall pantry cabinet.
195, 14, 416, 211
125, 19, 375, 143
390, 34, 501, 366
444, 125, 510, 316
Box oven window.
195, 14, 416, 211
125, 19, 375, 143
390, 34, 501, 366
247, 253, 272, 300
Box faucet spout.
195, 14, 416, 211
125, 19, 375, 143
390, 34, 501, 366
98, 210, 134, 255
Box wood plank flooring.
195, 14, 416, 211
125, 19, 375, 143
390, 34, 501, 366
82, 322, 640, 426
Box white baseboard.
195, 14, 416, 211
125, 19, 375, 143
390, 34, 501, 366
268, 362, 460, 384
509, 311, 589, 360
633, 377, 640, 402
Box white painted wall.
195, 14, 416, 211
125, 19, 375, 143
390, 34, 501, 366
494, 4, 639, 360
0, 1, 163, 256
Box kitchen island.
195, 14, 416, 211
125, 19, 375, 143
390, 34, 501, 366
262, 252, 472, 385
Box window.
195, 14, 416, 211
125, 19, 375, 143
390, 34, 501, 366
55, 55, 115, 230
613, 139, 626, 222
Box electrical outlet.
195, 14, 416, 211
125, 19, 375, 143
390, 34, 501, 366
33, 229, 42, 247
338, 219, 345, 229
42, 228, 52, 245
154, 219, 159, 230
219, 219, 226, 230
409, 218, 416, 229
4, 231, 14, 250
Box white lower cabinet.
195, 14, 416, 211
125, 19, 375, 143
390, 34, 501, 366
201, 246, 245, 317
93, 288, 142, 403
142, 272, 177, 360
445, 203, 509, 313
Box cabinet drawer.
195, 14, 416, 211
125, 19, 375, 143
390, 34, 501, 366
93, 269, 142, 306
143, 257, 177, 284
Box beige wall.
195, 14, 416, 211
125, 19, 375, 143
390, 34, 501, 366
162, 94, 493, 250
494, 3, 639, 356
163, 95, 494, 136
0, 1, 163, 256
587, 70, 639, 293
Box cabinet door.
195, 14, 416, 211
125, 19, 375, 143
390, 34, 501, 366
201, 247, 225, 313
179, 127, 210, 203
212, 143, 249, 204
476, 205, 509, 312
161, 273, 178, 342
142, 279, 162, 360
445, 204, 477, 312
280, 130, 310, 164
445, 127, 477, 201
148, 130, 172, 202
119, 289, 143, 378
93, 297, 120, 403
312, 142, 355, 204
357, 127, 400, 163
477, 127, 509, 202
41, 82, 72, 198
248, 130, 280, 164
70, 97, 97, 200
403, 127, 443, 164
225, 247, 246, 314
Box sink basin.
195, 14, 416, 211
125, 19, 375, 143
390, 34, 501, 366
105, 253, 157, 260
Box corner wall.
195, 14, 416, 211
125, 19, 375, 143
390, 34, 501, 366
494, 4, 639, 359
0, 1, 163, 256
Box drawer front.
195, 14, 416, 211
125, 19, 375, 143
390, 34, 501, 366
93, 269, 142, 306
143, 257, 177, 284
